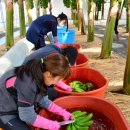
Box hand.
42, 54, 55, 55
33, 115, 61, 130
65, 86, 73, 92
56, 81, 73, 92
62, 110, 73, 121
48, 120, 61, 130
48, 103, 73, 121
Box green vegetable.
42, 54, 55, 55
74, 123, 89, 130
73, 111, 87, 118
72, 110, 82, 116
66, 124, 72, 130
69, 80, 94, 92
66, 110, 93, 130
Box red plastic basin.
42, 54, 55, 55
55, 67, 108, 98
35, 96, 130, 130
71, 53, 89, 68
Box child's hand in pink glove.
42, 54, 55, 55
48, 102, 74, 121
64, 85, 72, 92
56, 81, 73, 92
62, 110, 74, 121
33, 115, 60, 130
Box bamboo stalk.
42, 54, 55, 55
100, 1, 119, 58
87, 0, 94, 42
6, 0, 14, 47
123, 1, 130, 95
18, 0, 26, 37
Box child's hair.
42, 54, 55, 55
63, 46, 78, 66
15, 54, 70, 95
57, 12, 68, 31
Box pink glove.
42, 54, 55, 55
48, 102, 72, 121
56, 81, 72, 92
33, 115, 60, 130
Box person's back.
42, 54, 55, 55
26, 12, 68, 49
26, 15, 57, 49
23, 45, 63, 64
32, 15, 57, 35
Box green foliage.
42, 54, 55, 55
124, 0, 128, 8
71, 0, 76, 9
94, 0, 102, 11
26, 0, 34, 9
39, 0, 49, 8
13, 0, 18, 3
63, 0, 71, 8
118, 0, 122, 4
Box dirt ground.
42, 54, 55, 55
0, 25, 130, 125
75, 29, 126, 92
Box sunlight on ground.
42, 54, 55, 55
109, 80, 123, 91
94, 33, 104, 37
81, 47, 101, 53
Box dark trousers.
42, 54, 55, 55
47, 86, 57, 101
0, 87, 57, 130
114, 14, 119, 35
35, 36, 46, 50
0, 117, 30, 130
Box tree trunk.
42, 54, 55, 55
77, 0, 81, 31
95, 5, 98, 20
74, 11, 79, 27
49, 0, 52, 15
100, 1, 119, 58
101, 0, 104, 19
87, 0, 94, 42
80, 11, 86, 35
18, 0, 26, 37
123, 1, 130, 95
6, 0, 14, 47
25, 0, 33, 25
42, 8, 47, 15
77, 0, 86, 35
126, 0, 130, 32
71, 8, 75, 25
118, 0, 124, 19
35, 0, 40, 18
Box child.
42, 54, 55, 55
23, 44, 78, 100
26, 12, 68, 49
0, 54, 73, 130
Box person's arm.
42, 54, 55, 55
50, 20, 58, 44
47, 102, 73, 121
53, 36, 58, 43
18, 106, 60, 130
15, 76, 60, 130
55, 80, 72, 92
38, 95, 73, 121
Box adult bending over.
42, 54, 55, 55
26, 12, 68, 49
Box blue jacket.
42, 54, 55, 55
26, 15, 58, 45
23, 45, 63, 63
